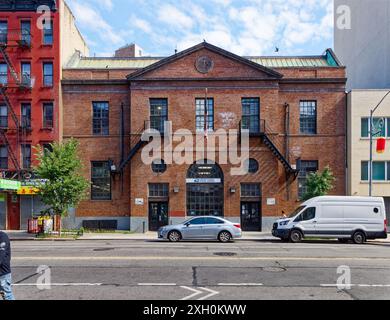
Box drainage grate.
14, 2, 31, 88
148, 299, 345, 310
93, 248, 115, 252
262, 267, 287, 273
213, 252, 237, 257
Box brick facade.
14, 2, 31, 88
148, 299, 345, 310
62, 42, 346, 232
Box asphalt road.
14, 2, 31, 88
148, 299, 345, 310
9, 239, 390, 300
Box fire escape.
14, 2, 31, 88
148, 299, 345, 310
240, 119, 299, 177
0, 29, 33, 180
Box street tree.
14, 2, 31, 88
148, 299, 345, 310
34, 139, 90, 234
302, 166, 336, 201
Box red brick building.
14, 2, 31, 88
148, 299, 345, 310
62, 42, 346, 232
0, 0, 88, 230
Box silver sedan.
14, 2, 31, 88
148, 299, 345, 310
158, 216, 242, 243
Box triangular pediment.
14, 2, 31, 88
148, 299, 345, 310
127, 42, 283, 80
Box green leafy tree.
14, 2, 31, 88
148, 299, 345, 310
302, 166, 336, 201
34, 139, 90, 233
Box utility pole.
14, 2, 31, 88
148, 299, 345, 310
369, 91, 390, 196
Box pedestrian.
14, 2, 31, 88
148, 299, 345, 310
0, 231, 15, 300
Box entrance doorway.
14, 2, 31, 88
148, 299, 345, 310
7, 194, 20, 230
149, 202, 169, 231
241, 202, 261, 231
186, 160, 224, 217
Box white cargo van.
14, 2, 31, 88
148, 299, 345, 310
272, 196, 388, 244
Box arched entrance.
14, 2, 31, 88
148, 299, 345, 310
186, 160, 224, 217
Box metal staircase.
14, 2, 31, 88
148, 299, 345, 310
0, 29, 33, 177
240, 119, 299, 176
117, 121, 150, 173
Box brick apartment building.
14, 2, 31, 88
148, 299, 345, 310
62, 42, 347, 232
0, 0, 88, 230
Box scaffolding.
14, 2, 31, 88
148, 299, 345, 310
0, 29, 33, 180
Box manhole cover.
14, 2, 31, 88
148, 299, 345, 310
214, 252, 237, 257
93, 248, 114, 252
262, 267, 286, 273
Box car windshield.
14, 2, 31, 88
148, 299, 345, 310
288, 206, 306, 218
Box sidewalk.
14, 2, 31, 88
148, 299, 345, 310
4, 230, 390, 243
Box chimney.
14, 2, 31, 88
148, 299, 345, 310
115, 44, 143, 58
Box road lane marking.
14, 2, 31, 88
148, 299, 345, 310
218, 283, 263, 286
180, 287, 219, 300
321, 284, 390, 288
138, 283, 177, 286
197, 288, 219, 300
180, 287, 203, 300
13, 283, 102, 287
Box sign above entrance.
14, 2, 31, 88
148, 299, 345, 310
0, 179, 21, 191
186, 178, 222, 184
17, 187, 40, 196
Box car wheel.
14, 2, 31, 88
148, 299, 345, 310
352, 231, 366, 245
168, 231, 181, 242
289, 230, 303, 243
218, 231, 232, 243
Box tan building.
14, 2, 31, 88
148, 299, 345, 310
347, 89, 390, 224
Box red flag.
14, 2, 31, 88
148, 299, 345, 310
377, 138, 386, 154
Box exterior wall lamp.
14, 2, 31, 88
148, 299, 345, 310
230, 187, 236, 194
173, 186, 180, 193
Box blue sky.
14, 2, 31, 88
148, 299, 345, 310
66, 0, 334, 57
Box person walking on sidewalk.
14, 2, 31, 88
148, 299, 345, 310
0, 231, 15, 300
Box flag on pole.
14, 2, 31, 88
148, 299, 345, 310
377, 137, 386, 154
204, 88, 208, 141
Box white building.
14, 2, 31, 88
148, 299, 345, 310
347, 89, 390, 225
334, 0, 390, 90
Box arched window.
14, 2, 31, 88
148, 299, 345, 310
186, 160, 224, 217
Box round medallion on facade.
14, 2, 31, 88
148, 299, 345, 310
195, 56, 214, 74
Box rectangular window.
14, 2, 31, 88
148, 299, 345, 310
0, 145, 7, 169
149, 99, 168, 132
92, 102, 109, 135
298, 161, 319, 199
242, 98, 260, 133
21, 62, 31, 87
149, 183, 169, 198
20, 20, 31, 46
196, 98, 214, 132
0, 63, 7, 85
43, 62, 53, 87
21, 103, 31, 129
300, 101, 317, 134
361, 161, 369, 181
241, 183, 261, 197
361, 161, 390, 181
0, 21, 7, 44
91, 161, 111, 200
361, 118, 387, 138
43, 102, 54, 128
43, 21, 53, 45
0, 104, 7, 128
21, 144, 31, 169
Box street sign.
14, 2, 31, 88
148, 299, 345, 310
0, 179, 21, 190
17, 186, 40, 195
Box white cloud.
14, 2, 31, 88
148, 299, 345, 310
68, 1, 123, 45
158, 4, 194, 30
132, 16, 152, 34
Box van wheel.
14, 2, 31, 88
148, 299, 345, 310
289, 230, 303, 243
352, 231, 366, 244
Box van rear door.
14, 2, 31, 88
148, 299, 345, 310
344, 202, 384, 234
